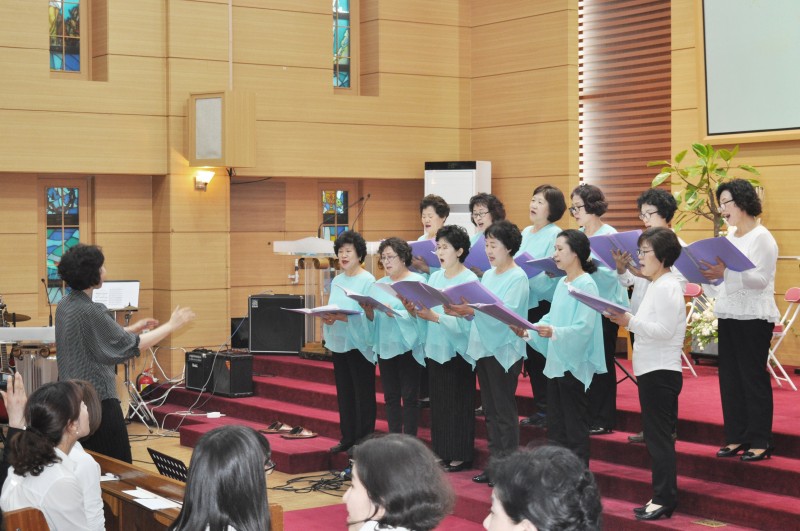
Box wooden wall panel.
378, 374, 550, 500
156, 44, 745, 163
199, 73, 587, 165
0, 110, 167, 174
371, 0, 469, 27
233, 8, 329, 68
94, 233, 154, 288
472, 122, 577, 178
0, 2, 43, 50
671, 48, 697, 112
472, 11, 577, 77
230, 180, 286, 232
167, 1, 229, 61
93, 176, 153, 233
108, 0, 165, 57
0, 234, 39, 295
231, 231, 296, 288
471, 0, 566, 26
0, 175, 38, 234
472, 66, 576, 129
376, 22, 469, 78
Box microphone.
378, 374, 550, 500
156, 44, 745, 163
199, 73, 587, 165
41, 278, 54, 327
317, 195, 367, 238
350, 193, 371, 229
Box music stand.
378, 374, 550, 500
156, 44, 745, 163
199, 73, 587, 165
147, 447, 188, 482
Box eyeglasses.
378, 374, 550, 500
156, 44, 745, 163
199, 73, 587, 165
717, 199, 735, 212
638, 210, 659, 221
568, 204, 585, 215
636, 248, 654, 257
380, 254, 399, 263
265, 459, 276, 474
472, 210, 490, 219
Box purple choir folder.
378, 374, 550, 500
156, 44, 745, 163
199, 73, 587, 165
673, 236, 756, 285
566, 284, 629, 316
464, 234, 491, 272
282, 305, 361, 316
373, 280, 449, 310
521, 256, 566, 278
588, 229, 642, 269
468, 303, 542, 330
409, 239, 439, 269
441, 280, 503, 306
337, 286, 396, 316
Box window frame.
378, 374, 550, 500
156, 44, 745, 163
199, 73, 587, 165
50, 0, 92, 80
333, 0, 359, 94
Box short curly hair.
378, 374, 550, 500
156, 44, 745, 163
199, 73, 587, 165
484, 220, 523, 256
716, 179, 762, 217
57, 244, 105, 291
334, 230, 368, 264
351, 434, 454, 531
489, 446, 602, 531
571, 184, 608, 217
378, 237, 413, 267
419, 194, 450, 219
533, 184, 567, 223
469, 193, 506, 226
637, 188, 678, 223
435, 225, 471, 263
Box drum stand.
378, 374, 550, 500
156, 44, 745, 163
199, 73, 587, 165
122, 309, 158, 431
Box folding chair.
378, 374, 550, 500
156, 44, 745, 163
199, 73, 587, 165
681, 283, 703, 377
767, 287, 800, 391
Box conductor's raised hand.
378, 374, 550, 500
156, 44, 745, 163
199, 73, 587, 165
127, 318, 159, 334
169, 306, 196, 330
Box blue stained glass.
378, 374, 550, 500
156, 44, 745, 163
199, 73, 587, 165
65, 54, 80, 71
64, 3, 80, 37
50, 53, 64, 70
333, 0, 349, 14
334, 71, 350, 88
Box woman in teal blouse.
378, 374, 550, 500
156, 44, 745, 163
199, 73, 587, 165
570, 184, 630, 435
363, 238, 426, 436
453, 220, 528, 485
412, 225, 478, 472
322, 231, 377, 454
516, 229, 606, 465
516, 184, 567, 428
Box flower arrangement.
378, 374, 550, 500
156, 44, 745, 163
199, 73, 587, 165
687, 296, 718, 350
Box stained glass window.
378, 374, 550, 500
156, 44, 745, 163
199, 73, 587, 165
333, 0, 351, 88
321, 190, 349, 241
46, 187, 80, 303
50, 0, 81, 72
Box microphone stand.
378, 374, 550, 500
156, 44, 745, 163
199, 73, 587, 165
350, 193, 371, 229
40, 278, 53, 326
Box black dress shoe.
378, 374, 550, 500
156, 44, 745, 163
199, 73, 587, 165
589, 426, 612, 435
520, 414, 547, 427
635, 504, 676, 521
628, 431, 645, 443
741, 446, 774, 462
329, 442, 353, 453
472, 472, 491, 484
633, 504, 648, 516
716, 443, 749, 458
444, 461, 472, 473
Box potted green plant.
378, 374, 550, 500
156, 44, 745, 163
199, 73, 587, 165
648, 144, 761, 236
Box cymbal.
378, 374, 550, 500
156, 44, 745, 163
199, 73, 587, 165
1, 311, 31, 323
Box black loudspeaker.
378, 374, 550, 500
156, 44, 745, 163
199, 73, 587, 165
231, 317, 249, 349
248, 294, 305, 354
185, 349, 215, 392
210, 352, 253, 398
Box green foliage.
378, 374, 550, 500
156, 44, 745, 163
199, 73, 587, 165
649, 144, 761, 236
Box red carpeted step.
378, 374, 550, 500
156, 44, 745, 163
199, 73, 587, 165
599, 497, 759, 530
591, 459, 800, 529
283, 503, 484, 530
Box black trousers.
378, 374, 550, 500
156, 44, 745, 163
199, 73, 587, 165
718, 318, 774, 448
547, 372, 591, 466
429, 356, 475, 462
477, 357, 522, 459
587, 316, 619, 429
524, 302, 551, 413
638, 370, 682, 506
379, 351, 422, 436
82, 398, 132, 463
332, 349, 376, 446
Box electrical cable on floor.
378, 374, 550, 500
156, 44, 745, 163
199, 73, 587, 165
269, 471, 350, 497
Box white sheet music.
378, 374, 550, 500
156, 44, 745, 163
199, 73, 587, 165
92, 280, 140, 310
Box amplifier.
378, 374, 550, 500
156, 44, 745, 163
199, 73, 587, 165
185, 350, 253, 398
249, 294, 305, 354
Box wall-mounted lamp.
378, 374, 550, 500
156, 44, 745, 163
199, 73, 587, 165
195, 170, 215, 191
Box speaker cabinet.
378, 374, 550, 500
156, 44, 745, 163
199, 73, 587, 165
211, 352, 253, 398
185, 349, 215, 392
249, 294, 305, 354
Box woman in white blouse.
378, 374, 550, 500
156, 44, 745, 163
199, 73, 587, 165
609, 227, 685, 521
700, 179, 780, 462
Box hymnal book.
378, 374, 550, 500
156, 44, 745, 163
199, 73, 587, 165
282, 305, 361, 316
337, 286, 396, 316
441, 280, 503, 306
524, 257, 566, 278
588, 230, 642, 270
373, 281, 449, 310
409, 239, 439, 269
468, 303, 542, 330
464, 234, 491, 272
673, 236, 756, 285
566, 284, 629, 316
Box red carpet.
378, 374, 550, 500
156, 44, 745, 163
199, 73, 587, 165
149, 355, 800, 529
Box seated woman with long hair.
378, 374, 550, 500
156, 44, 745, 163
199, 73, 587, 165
344, 434, 455, 531
170, 425, 272, 531
484, 445, 602, 531
0, 380, 91, 529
